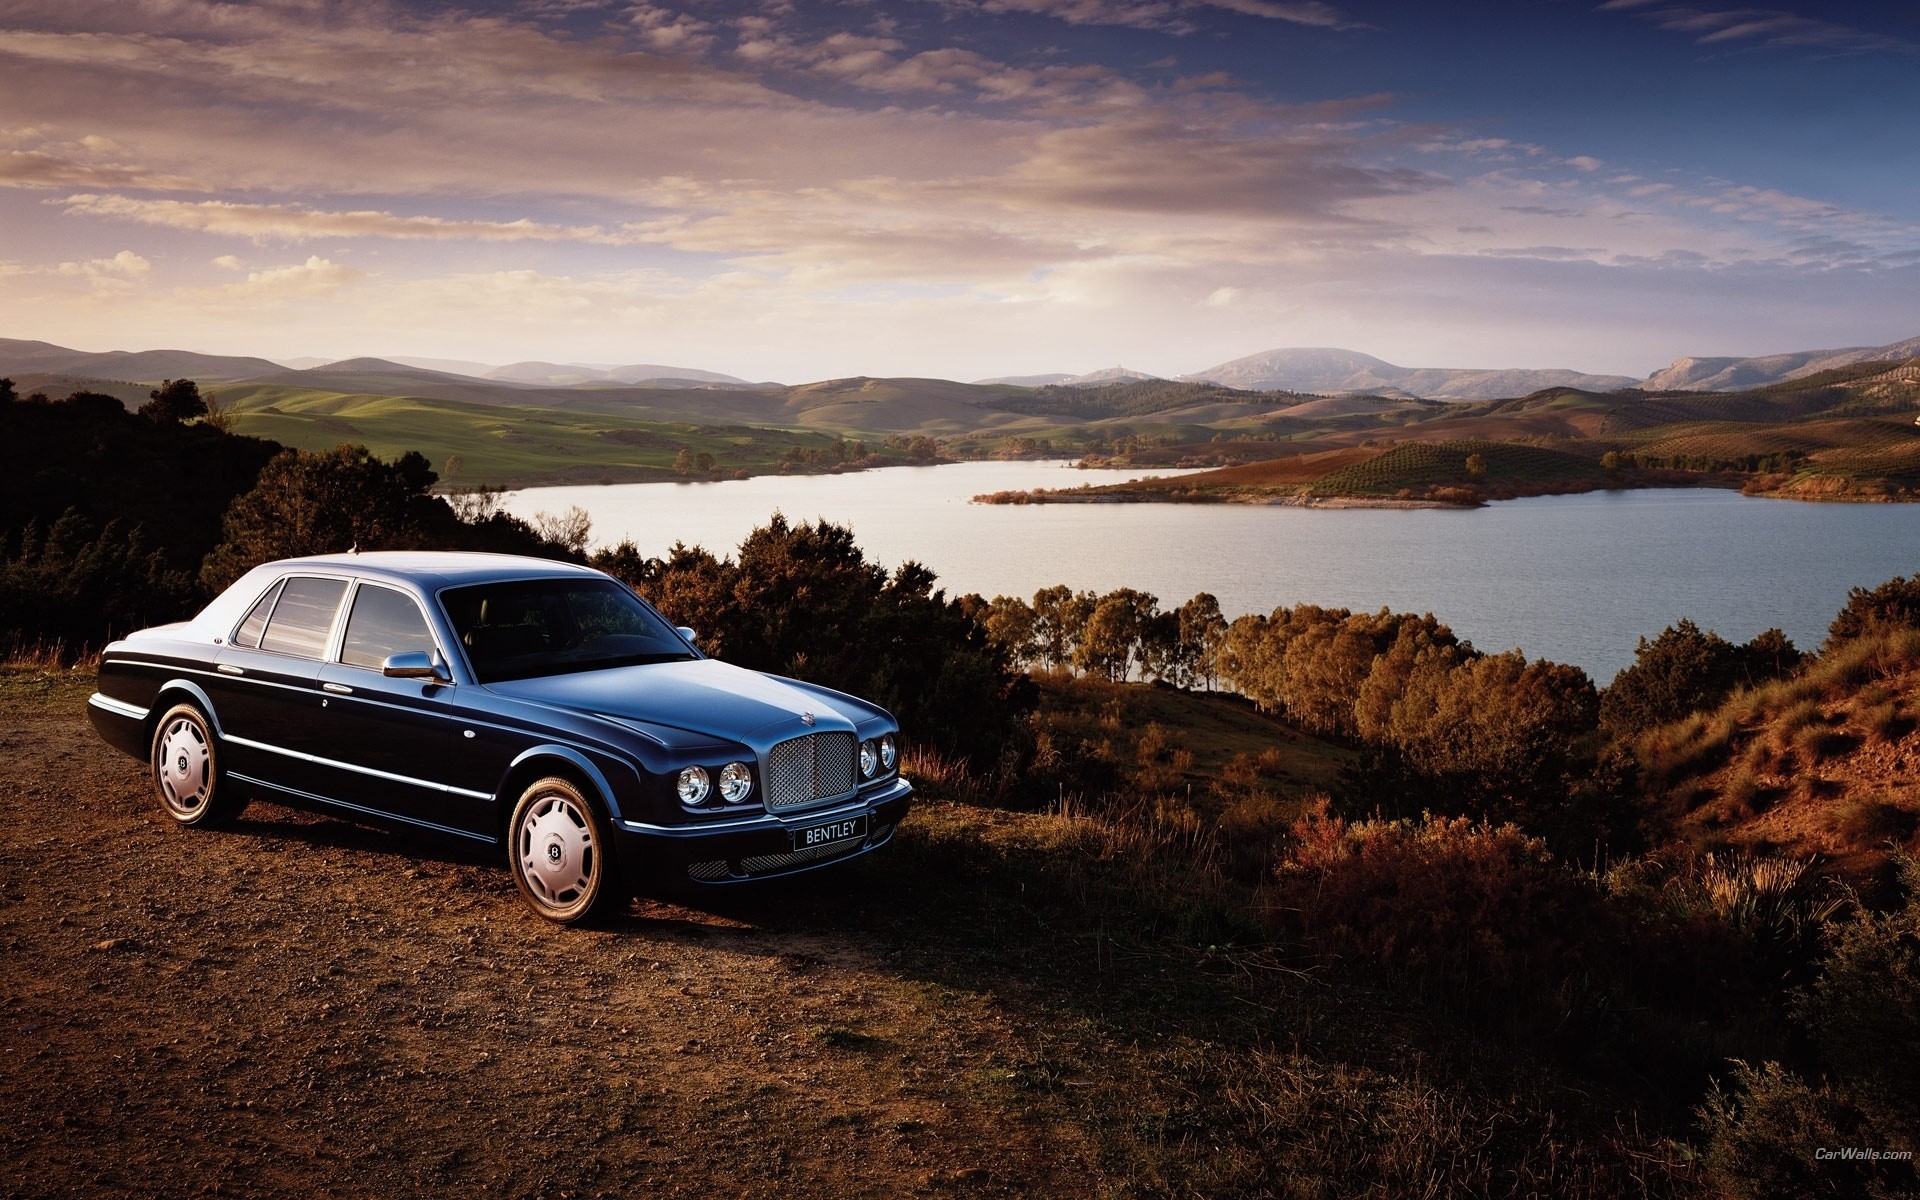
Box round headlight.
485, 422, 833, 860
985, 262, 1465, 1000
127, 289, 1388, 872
879, 733, 897, 772
676, 765, 711, 805
718, 761, 753, 804
858, 739, 877, 779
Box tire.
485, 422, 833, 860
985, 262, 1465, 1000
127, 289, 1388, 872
150, 703, 244, 827
508, 776, 626, 925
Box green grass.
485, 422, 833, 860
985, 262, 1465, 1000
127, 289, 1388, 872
220, 386, 904, 487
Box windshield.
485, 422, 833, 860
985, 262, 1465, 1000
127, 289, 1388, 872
441, 578, 695, 683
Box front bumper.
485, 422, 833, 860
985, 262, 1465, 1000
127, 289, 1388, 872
613, 776, 913, 884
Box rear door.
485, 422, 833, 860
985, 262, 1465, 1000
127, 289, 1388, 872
209, 574, 348, 793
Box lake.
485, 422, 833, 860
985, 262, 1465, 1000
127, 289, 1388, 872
501, 461, 1920, 683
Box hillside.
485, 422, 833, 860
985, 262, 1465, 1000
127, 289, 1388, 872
981, 363, 1920, 505
1645, 335, 1920, 391
2, 667, 1687, 1199
1638, 631, 1920, 885
5, 336, 1919, 490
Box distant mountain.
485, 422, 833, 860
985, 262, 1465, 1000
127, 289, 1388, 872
1060, 366, 1163, 387
387, 355, 502, 378
975, 373, 1074, 387
1644, 334, 1920, 391
0, 337, 285, 382
604, 363, 752, 387
479, 360, 754, 388
1184, 347, 1637, 401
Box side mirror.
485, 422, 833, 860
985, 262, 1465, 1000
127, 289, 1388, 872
383, 650, 451, 683
676, 626, 698, 645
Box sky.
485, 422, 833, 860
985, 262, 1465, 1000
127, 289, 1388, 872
0, 0, 1915, 382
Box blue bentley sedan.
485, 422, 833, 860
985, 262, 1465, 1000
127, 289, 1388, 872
87, 552, 913, 923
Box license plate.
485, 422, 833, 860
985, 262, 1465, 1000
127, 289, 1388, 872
792, 814, 868, 851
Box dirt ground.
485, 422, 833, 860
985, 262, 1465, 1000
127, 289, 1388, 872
0, 671, 1104, 1199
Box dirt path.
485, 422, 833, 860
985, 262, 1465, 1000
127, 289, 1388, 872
0, 673, 1100, 1199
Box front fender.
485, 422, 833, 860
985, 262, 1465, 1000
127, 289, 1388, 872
504, 744, 634, 824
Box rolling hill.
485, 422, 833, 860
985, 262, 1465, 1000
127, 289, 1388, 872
6, 335, 1919, 490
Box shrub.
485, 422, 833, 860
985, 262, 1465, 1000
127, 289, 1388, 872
1270, 803, 1622, 1023
1825, 575, 1920, 648
1697, 1061, 1889, 1200
1793, 861, 1920, 1131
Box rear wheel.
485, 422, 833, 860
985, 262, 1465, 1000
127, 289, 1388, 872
150, 703, 244, 826
508, 776, 625, 925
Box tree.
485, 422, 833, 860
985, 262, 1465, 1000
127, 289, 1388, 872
1600, 619, 1744, 737
673, 448, 695, 476
1074, 588, 1159, 681
980, 595, 1039, 668
529, 506, 592, 556
0, 510, 196, 658
591, 517, 1029, 765
199, 445, 440, 592
695, 451, 716, 475
1030, 584, 1095, 670
1464, 452, 1487, 479
139, 378, 207, 424
1175, 593, 1228, 690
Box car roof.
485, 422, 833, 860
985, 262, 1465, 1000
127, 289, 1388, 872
270, 551, 606, 590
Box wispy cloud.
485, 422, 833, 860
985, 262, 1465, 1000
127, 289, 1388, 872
1596, 3, 1918, 54
58, 194, 642, 245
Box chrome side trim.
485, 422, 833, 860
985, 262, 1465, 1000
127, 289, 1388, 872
229, 773, 496, 844
223, 734, 495, 801
88, 693, 149, 721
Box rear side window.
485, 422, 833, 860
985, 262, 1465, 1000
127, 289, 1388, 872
340, 584, 435, 669
258, 577, 349, 660
231, 579, 285, 649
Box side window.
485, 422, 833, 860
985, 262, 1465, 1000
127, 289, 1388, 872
231, 579, 285, 649
258, 577, 349, 660
339, 584, 435, 670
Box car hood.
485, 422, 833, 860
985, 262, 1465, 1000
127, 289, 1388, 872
484, 658, 864, 742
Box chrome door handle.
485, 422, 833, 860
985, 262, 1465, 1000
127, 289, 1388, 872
322, 682, 354, 695
217, 664, 244, 676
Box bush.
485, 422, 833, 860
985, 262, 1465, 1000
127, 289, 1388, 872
1826, 575, 1920, 648
1697, 1061, 1891, 1200
1270, 803, 1623, 1023
1602, 620, 1800, 738
1792, 861, 1920, 1131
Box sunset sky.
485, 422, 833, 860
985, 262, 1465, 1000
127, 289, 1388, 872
1, 0, 1915, 381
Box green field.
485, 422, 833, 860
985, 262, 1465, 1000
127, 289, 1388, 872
219, 385, 906, 487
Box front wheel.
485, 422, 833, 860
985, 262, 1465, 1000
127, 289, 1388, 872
150, 703, 245, 826
508, 777, 625, 925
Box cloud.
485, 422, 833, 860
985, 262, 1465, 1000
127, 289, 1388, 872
0, 142, 208, 191
220, 256, 365, 300
0, 248, 150, 291
971, 0, 1356, 33
58, 194, 642, 245
1597, 4, 1918, 55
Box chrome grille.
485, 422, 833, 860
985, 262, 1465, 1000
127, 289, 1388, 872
764, 732, 858, 813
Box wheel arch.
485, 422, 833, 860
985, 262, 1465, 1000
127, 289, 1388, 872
495, 745, 625, 840
146, 679, 223, 747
